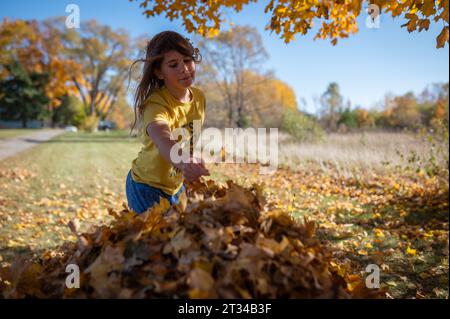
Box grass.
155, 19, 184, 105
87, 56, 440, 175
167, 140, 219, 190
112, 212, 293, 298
213, 162, 448, 299
0, 129, 42, 140
197, 129, 448, 178
0, 130, 141, 259
278, 131, 446, 178
0, 129, 448, 299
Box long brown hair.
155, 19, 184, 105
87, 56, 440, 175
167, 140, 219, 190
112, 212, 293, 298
129, 31, 202, 135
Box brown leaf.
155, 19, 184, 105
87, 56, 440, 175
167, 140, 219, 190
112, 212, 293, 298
437, 26, 449, 48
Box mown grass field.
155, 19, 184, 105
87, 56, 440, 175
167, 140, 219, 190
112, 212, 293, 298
0, 129, 448, 298
0, 129, 41, 140
0, 131, 139, 258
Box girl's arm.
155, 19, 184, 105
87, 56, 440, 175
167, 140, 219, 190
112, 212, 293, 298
147, 121, 209, 182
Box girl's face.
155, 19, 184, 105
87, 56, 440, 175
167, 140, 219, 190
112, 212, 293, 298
155, 50, 196, 90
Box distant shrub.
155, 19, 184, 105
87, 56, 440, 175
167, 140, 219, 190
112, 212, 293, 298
53, 95, 86, 127
338, 107, 358, 129
281, 109, 325, 143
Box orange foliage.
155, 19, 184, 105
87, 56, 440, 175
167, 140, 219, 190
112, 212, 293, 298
0, 18, 82, 108
131, 0, 449, 47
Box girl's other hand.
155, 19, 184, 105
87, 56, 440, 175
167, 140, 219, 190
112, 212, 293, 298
178, 157, 210, 183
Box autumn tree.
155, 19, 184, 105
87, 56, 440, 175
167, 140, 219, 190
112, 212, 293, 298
196, 25, 269, 127
241, 70, 298, 128
0, 19, 41, 78
428, 82, 449, 128
131, 0, 449, 48
106, 94, 135, 129
0, 18, 82, 112
199, 68, 301, 129
58, 19, 138, 119
386, 92, 421, 129
0, 18, 143, 129
355, 107, 375, 128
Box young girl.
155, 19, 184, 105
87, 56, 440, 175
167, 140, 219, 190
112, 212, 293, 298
126, 31, 209, 214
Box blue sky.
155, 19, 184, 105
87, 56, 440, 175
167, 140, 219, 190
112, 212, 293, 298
1, 0, 448, 114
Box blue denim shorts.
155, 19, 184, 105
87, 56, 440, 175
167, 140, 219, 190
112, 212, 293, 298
125, 170, 185, 214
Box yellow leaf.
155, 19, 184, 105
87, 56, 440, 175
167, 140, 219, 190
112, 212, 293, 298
406, 247, 416, 256
276, 6, 287, 15
357, 249, 368, 255
423, 231, 433, 238
207, 28, 220, 38
347, 281, 358, 292
374, 228, 384, 238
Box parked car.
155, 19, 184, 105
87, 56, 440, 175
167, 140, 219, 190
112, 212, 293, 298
98, 120, 115, 131
64, 125, 78, 132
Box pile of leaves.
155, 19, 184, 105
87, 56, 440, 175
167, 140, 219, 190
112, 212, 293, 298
0, 179, 376, 298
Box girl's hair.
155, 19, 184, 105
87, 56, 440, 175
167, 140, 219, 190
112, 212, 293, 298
129, 31, 202, 135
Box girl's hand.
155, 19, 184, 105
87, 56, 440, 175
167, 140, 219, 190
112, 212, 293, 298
177, 157, 210, 183
147, 122, 209, 182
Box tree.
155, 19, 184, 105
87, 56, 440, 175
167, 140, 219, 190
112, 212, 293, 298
59, 19, 138, 118
196, 25, 269, 127
52, 94, 86, 127
338, 105, 358, 130
320, 82, 344, 132
131, 0, 449, 48
106, 94, 135, 129
0, 18, 82, 110
241, 70, 298, 128
355, 107, 375, 128
199, 69, 299, 128
388, 92, 421, 129
430, 82, 449, 127
0, 60, 49, 128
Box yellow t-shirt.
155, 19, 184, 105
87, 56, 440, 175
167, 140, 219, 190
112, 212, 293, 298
131, 85, 205, 195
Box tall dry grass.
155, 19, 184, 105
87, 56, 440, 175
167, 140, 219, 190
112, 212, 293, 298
194, 129, 449, 178
279, 131, 445, 177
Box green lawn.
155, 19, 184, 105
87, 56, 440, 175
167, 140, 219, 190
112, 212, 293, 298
0, 130, 142, 259
0, 129, 41, 140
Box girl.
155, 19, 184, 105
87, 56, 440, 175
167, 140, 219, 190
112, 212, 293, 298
126, 31, 209, 214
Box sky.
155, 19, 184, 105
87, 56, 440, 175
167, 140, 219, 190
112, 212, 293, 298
1, 0, 449, 114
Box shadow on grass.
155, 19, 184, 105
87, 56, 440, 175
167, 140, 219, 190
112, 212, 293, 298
314, 189, 449, 298
23, 137, 138, 144
331, 187, 449, 229
0, 246, 46, 264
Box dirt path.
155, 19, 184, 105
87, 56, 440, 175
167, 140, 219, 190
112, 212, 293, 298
0, 129, 65, 161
